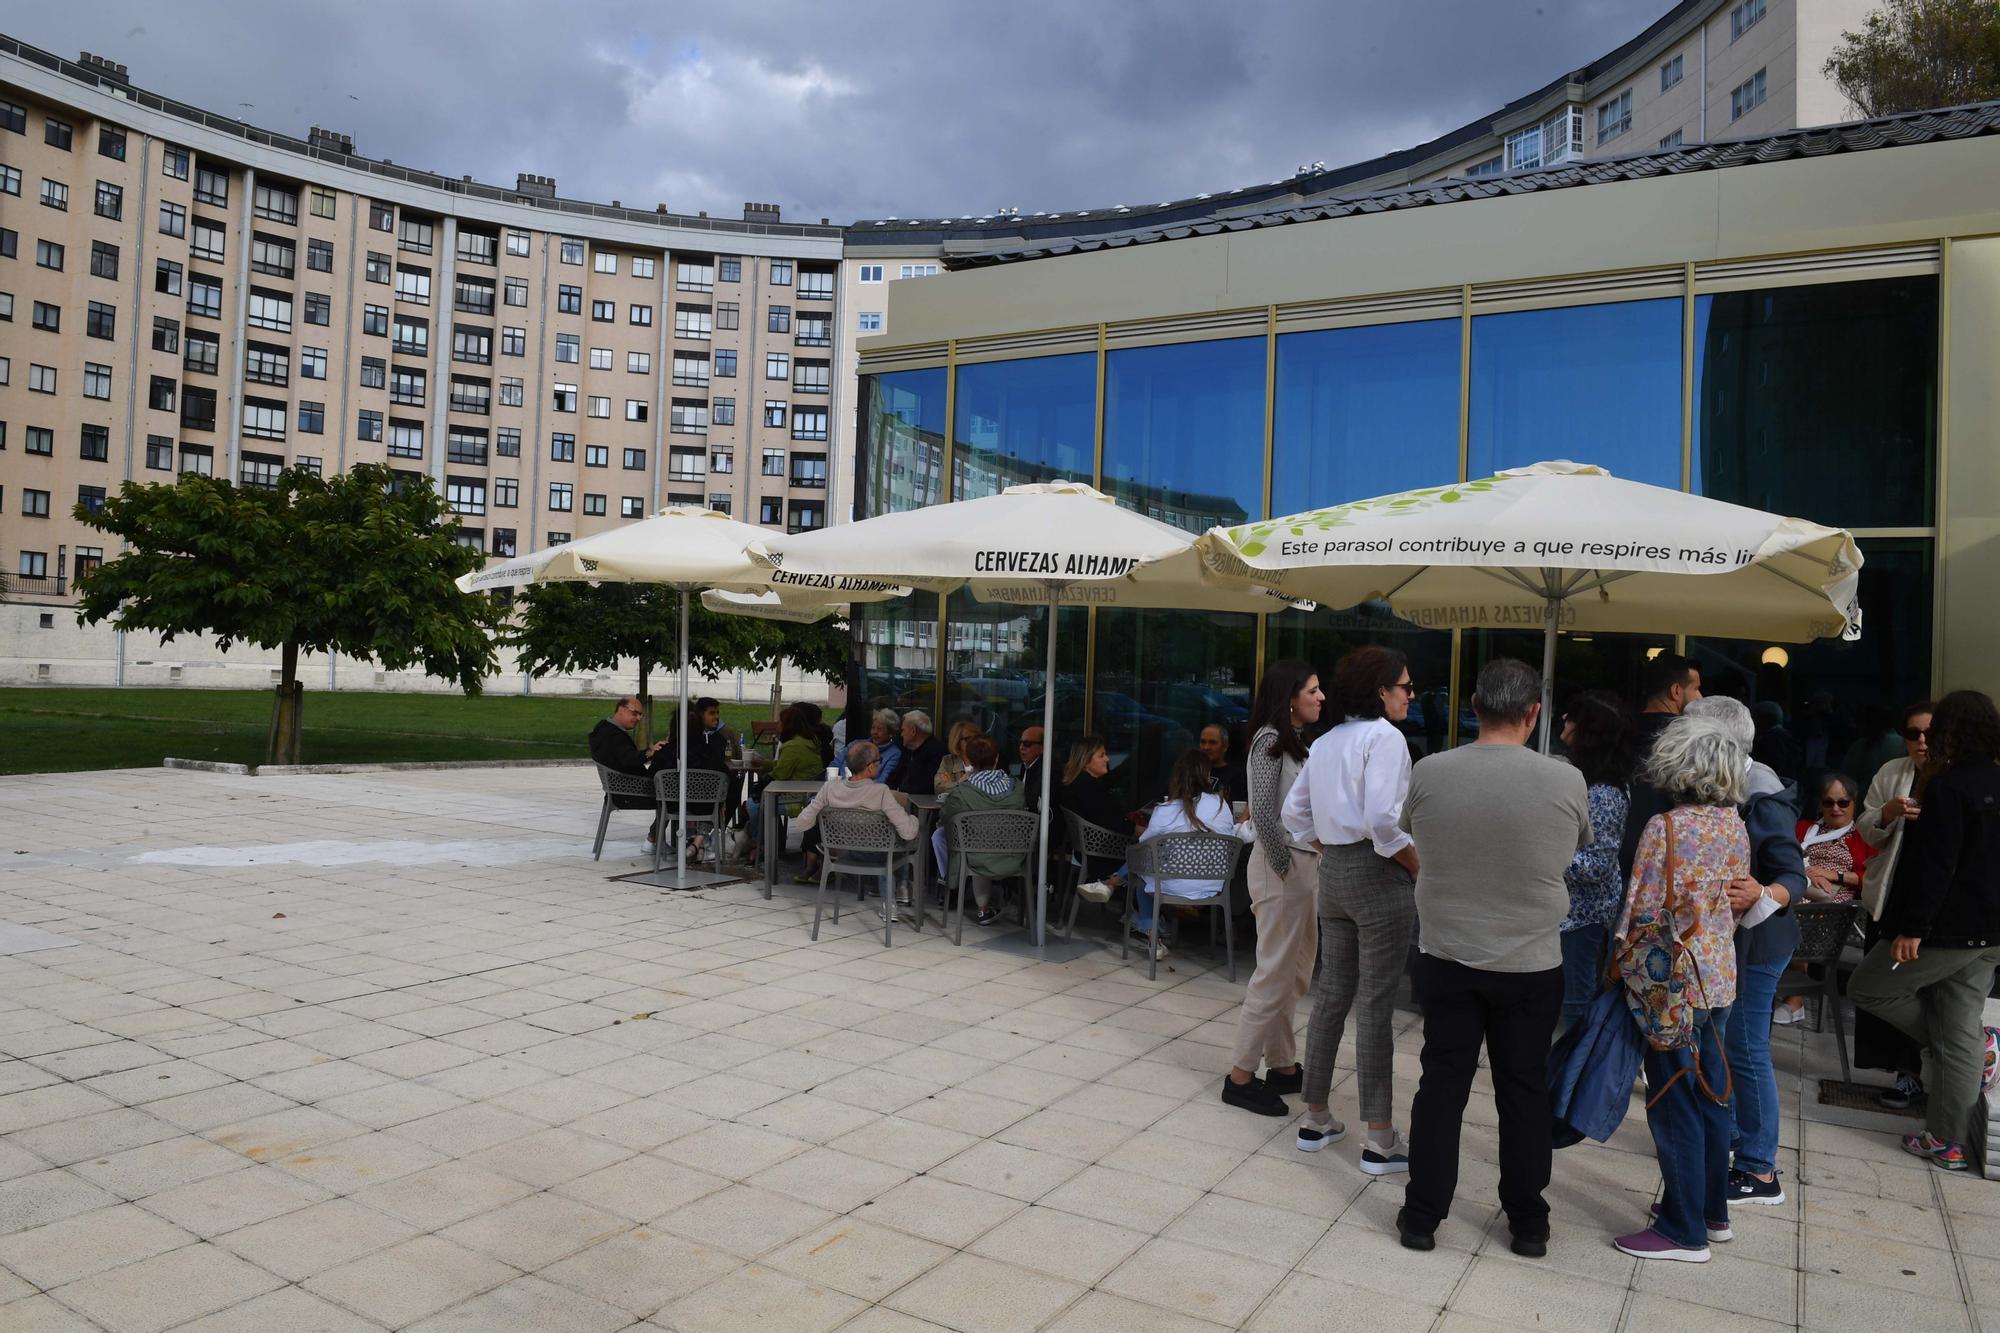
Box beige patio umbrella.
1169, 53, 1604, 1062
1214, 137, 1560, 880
458, 506, 905, 887
750, 482, 1305, 945
1198, 461, 1863, 751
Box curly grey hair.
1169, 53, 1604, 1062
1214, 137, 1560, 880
871, 708, 900, 734
1683, 695, 1754, 749
1643, 714, 1748, 807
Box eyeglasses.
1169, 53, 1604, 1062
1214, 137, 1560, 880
1903, 727, 1930, 741
1821, 797, 1852, 808
1019, 739, 1043, 749
1385, 681, 1416, 696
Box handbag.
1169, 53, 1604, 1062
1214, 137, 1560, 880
1610, 811, 1733, 1104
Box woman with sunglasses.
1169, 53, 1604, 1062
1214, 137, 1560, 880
1772, 773, 1876, 1032
1853, 702, 1933, 1106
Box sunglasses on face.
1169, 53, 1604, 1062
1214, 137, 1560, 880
1904, 727, 1930, 741
1385, 681, 1416, 695
1822, 797, 1852, 808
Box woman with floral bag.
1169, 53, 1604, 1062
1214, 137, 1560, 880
1610, 715, 1750, 1264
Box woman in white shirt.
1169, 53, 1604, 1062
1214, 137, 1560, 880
1138, 748, 1254, 889
1282, 645, 1421, 1176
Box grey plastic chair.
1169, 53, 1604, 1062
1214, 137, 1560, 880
814, 807, 916, 947
592, 763, 655, 859
1058, 808, 1135, 940
1124, 830, 1247, 982
1774, 901, 1862, 1083
945, 808, 1039, 945
654, 768, 729, 873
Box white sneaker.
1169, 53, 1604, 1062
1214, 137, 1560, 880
1771, 1002, 1804, 1027
1076, 879, 1113, 903
643, 839, 658, 857
1129, 929, 1168, 960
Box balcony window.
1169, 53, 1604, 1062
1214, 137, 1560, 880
253, 182, 298, 224
239, 452, 285, 489
399, 217, 434, 254
387, 419, 424, 458
789, 453, 828, 488
446, 478, 486, 515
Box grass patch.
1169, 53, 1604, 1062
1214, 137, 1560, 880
0, 688, 776, 775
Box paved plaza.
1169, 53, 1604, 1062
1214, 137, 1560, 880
0, 765, 1994, 1332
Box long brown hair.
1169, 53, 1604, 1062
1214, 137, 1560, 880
1165, 748, 1212, 828
1249, 658, 1316, 763
1062, 735, 1106, 785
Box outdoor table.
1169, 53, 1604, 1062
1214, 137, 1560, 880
908, 792, 944, 929
758, 779, 825, 899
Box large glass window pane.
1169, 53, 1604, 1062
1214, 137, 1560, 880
857, 369, 945, 518
943, 597, 1088, 783
1274, 319, 1460, 510
1102, 337, 1265, 532
1689, 537, 1932, 791
1469, 298, 1682, 489
1093, 608, 1256, 808
953, 353, 1095, 499
1267, 606, 1454, 758
1693, 277, 1936, 529
1456, 630, 1672, 749
857, 591, 941, 724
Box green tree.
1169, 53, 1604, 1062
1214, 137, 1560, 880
508, 582, 849, 740
73, 465, 501, 765
1825, 0, 2000, 117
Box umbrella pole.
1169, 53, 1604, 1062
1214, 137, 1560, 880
679, 586, 690, 879
1539, 592, 1559, 755
1037, 592, 1057, 955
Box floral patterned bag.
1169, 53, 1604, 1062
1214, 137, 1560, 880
1612, 813, 1708, 1052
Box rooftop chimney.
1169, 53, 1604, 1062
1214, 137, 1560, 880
742, 201, 782, 224
307, 125, 355, 155
77, 52, 129, 85
515, 173, 557, 200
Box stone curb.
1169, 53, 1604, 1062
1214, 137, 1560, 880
162, 757, 590, 777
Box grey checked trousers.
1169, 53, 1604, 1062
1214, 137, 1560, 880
1301, 840, 1417, 1122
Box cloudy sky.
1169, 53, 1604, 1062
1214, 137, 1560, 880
14, 1, 1674, 223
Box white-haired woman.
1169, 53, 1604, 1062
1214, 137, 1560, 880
1611, 715, 1750, 1265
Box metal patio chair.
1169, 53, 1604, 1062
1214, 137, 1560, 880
592, 763, 656, 860
813, 807, 917, 947
1774, 900, 1863, 1084
1124, 830, 1247, 982
1058, 808, 1135, 941
944, 808, 1040, 945
653, 768, 729, 874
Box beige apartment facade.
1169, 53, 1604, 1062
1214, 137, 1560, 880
0, 39, 843, 693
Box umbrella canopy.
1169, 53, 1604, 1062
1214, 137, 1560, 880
700, 589, 845, 625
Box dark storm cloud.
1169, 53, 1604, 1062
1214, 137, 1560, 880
12, 1, 1669, 222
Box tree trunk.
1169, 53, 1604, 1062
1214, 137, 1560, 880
771, 658, 784, 721
267, 640, 304, 767
637, 655, 652, 747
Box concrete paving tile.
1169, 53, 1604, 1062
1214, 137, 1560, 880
266, 1128, 449, 1193
1045, 1290, 1231, 1333
539, 1226, 741, 1316
143, 1083, 297, 1134
303, 1234, 519, 1329
215, 1197, 419, 1282
654, 1121, 809, 1180
1037, 1162, 1203, 1233
167, 1285, 387, 1332
12, 1108, 180, 1166
0, 1202, 196, 1288
830, 1114, 980, 1172
51, 1240, 283, 1333
1098, 1129, 1247, 1191
389, 1102, 544, 1155
656, 1183, 835, 1260
1803, 1183, 1953, 1249
1619, 1292, 1794, 1331
1100, 1235, 1288, 1327
765, 1217, 952, 1302
464, 1126, 633, 1188
439, 1192, 630, 1271
658, 1261, 867, 1333
1245, 1273, 1439, 1332
0, 1169, 121, 1236
202, 1106, 365, 1164
78, 1060, 235, 1107
748, 1146, 913, 1213
1164, 1191, 1332, 1267
886, 1252, 1084, 1333
968, 1203, 1150, 1285
404, 1274, 633, 1333
862, 1176, 1026, 1249
0, 1293, 111, 1331
1803, 1270, 1973, 1332
135, 1163, 329, 1237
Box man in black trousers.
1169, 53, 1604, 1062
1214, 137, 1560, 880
590, 696, 669, 849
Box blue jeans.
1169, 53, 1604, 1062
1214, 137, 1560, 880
1726, 956, 1790, 1177
1558, 925, 1608, 1032
1642, 1009, 1733, 1249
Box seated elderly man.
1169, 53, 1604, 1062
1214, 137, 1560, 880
589, 695, 670, 853
796, 741, 921, 866
869, 709, 904, 786
891, 709, 949, 796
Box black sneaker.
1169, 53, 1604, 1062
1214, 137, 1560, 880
1878, 1074, 1923, 1110
1509, 1229, 1549, 1259
1220, 1075, 1288, 1117
1263, 1065, 1303, 1096
973, 905, 1000, 926
1360, 1132, 1411, 1176
1725, 1167, 1786, 1206
1395, 1208, 1435, 1252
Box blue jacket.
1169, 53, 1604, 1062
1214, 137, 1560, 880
1549, 983, 1646, 1147
1737, 763, 1806, 969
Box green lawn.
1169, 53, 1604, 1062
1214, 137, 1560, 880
0, 688, 775, 775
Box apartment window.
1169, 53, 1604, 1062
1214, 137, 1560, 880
18, 552, 48, 578
40, 179, 67, 210
0, 228, 13, 258
712, 397, 736, 427
25, 427, 54, 455
716, 301, 740, 331
298, 400, 325, 434
0, 100, 25, 133
611, 496, 641, 519
361, 251, 391, 284
767, 305, 791, 334
769, 260, 792, 286
79, 423, 110, 460
669, 447, 704, 482
242, 397, 288, 440
75, 488, 107, 521
0, 355, 7, 385
389, 368, 427, 406
146, 435, 173, 470
674, 305, 712, 340
579, 443, 608, 469
148, 376, 176, 411
44, 117, 72, 150
859, 264, 883, 283
588, 395, 611, 418
503, 277, 528, 307
558, 284, 582, 314
500, 325, 526, 358
790, 408, 828, 443
239, 452, 285, 489
152, 317, 180, 353
387, 418, 423, 457
184, 331, 220, 375
295, 456, 321, 476
187, 274, 223, 320
307, 238, 333, 272
363, 303, 389, 336
82, 364, 112, 401
676, 260, 714, 292
194, 166, 229, 206
494, 478, 519, 507
764, 399, 787, 428
796, 313, 831, 346
581, 493, 606, 516
709, 348, 736, 378
629, 303, 653, 327
546, 531, 570, 545
496, 428, 521, 457
360, 356, 386, 388
36, 239, 64, 270
491, 527, 516, 556
898, 263, 939, 278
718, 256, 742, 283
445, 478, 486, 515
86, 302, 116, 340
549, 482, 573, 511
499, 376, 524, 407
550, 432, 576, 461
627, 351, 651, 374
626, 400, 649, 423
22, 489, 50, 518
765, 352, 790, 380
162, 145, 189, 179
92, 123, 126, 160
797, 269, 833, 300
1660, 53, 1684, 91
94, 180, 122, 219
857, 311, 883, 333
552, 383, 577, 413
506, 229, 530, 257
192, 218, 225, 262
759, 496, 781, 525
789, 452, 828, 488
670, 401, 709, 435
29, 364, 56, 394
247, 289, 293, 332
253, 182, 298, 224
358, 409, 384, 442
593, 251, 617, 275
761, 447, 786, 476
1731, 0, 1766, 41
1660, 129, 1686, 149
555, 333, 581, 363
787, 500, 824, 533
591, 299, 615, 322
710, 447, 734, 472
395, 265, 431, 305
453, 326, 492, 363
793, 360, 830, 395
454, 275, 495, 315
631, 256, 656, 279
673, 353, 710, 387
250, 233, 295, 278
618, 447, 645, 471
392, 314, 429, 355
1595, 89, 1632, 146
399, 217, 434, 254
159, 201, 186, 237
559, 237, 584, 265
310, 186, 336, 219
1731, 68, 1768, 120
32, 301, 60, 332
457, 230, 496, 265
450, 377, 490, 415
245, 342, 290, 386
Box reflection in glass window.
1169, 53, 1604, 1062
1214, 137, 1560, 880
1103, 337, 1265, 533
1268, 604, 1454, 757
942, 597, 1087, 782
952, 353, 1096, 500
1468, 298, 1682, 489
1274, 319, 1460, 511
1093, 608, 1257, 807
1693, 277, 1936, 529
857, 369, 946, 517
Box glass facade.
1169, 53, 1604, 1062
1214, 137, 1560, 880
853, 270, 1940, 796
